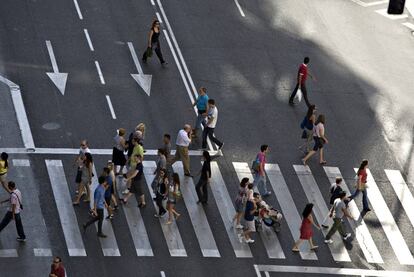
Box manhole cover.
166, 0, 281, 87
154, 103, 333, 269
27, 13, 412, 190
42, 122, 60, 130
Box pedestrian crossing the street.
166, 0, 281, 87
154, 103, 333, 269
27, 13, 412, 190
2, 158, 414, 267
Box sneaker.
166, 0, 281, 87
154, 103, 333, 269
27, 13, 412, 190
122, 189, 130, 194
363, 208, 371, 212
324, 239, 333, 244
16, 237, 26, 242
154, 214, 160, 218
264, 191, 272, 197
343, 233, 351, 240
245, 239, 255, 243
321, 224, 329, 229
97, 233, 107, 238
236, 224, 244, 229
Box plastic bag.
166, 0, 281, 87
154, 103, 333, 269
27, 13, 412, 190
295, 88, 302, 103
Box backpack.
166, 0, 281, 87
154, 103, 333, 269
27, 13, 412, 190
251, 157, 260, 173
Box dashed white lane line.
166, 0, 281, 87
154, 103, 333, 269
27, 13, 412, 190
376, 8, 409, 19
156, 12, 163, 23
105, 95, 116, 119
234, 0, 246, 17
94, 61, 105, 85
160, 271, 166, 277
73, 0, 83, 20
150, 0, 155, 5
83, 29, 94, 51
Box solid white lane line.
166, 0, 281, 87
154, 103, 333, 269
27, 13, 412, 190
355, 168, 414, 265
142, 161, 187, 257
105, 95, 116, 119
293, 165, 351, 262
173, 163, 220, 257
73, 0, 83, 20
385, 169, 414, 229
254, 265, 414, 276
95, 61, 105, 85
232, 162, 286, 259
115, 176, 154, 256
210, 162, 253, 258
156, 12, 163, 23
83, 29, 94, 51
376, 9, 408, 19
234, 0, 246, 17
12, 159, 30, 167
324, 166, 383, 264
265, 164, 318, 260
90, 165, 120, 256
45, 160, 86, 256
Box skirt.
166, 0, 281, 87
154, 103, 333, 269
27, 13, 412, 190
112, 147, 126, 166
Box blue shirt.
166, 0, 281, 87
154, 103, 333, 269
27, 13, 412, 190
244, 200, 255, 221
196, 94, 208, 111
94, 185, 106, 209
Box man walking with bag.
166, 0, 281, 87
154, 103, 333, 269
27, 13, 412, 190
324, 191, 352, 244
0, 181, 26, 242
83, 176, 108, 238
289, 57, 315, 107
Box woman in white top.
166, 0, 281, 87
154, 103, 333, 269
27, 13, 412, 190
302, 114, 328, 165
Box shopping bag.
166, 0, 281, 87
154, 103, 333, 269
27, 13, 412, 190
295, 88, 303, 103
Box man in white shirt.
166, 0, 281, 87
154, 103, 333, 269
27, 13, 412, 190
202, 99, 224, 150
0, 181, 26, 242
170, 124, 192, 176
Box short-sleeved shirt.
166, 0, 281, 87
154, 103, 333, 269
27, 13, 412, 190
358, 169, 367, 183
156, 155, 167, 171
329, 183, 343, 205
333, 198, 346, 219
200, 160, 211, 180
132, 163, 143, 182
50, 265, 65, 277
163, 142, 171, 158
9, 189, 22, 214
196, 94, 209, 111
257, 152, 266, 168
207, 106, 218, 128
298, 63, 308, 84
244, 200, 255, 221
313, 123, 324, 138
0, 160, 8, 175
176, 129, 191, 147
94, 185, 106, 209
130, 144, 144, 167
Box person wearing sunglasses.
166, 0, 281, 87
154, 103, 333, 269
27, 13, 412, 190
49, 256, 65, 277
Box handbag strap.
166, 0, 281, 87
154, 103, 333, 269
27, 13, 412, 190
11, 192, 22, 207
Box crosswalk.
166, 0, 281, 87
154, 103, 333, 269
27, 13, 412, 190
1, 157, 414, 267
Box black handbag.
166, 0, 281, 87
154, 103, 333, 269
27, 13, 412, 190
301, 130, 308, 139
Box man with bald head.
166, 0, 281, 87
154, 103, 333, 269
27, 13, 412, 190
170, 124, 192, 176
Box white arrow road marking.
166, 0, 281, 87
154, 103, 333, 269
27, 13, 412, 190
127, 42, 152, 96
45, 40, 68, 95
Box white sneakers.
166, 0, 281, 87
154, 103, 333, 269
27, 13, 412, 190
324, 233, 351, 244
324, 239, 333, 244
237, 233, 254, 244
236, 224, 243, 229
122, 189, 130, 194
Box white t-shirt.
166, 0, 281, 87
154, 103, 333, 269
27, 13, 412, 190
176, 129, 191, 147
207, 106, 218, 128
313, 123, 324, 138
9, 189, 22, 214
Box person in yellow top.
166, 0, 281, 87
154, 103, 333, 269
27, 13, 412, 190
122, 138, 144, 195
0, 153, 9, 193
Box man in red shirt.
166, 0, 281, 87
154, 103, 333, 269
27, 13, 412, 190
289, 57, 315, 107
49, 256, 65, 277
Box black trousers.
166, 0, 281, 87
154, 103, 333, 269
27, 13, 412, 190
289, 83, 311, 107
85, 209, 104, 234
196, 178, 208, 203
155, 193, 166, 215
0, 211, 25, 239
142, 42, 165, 63
202, 127, 223, 149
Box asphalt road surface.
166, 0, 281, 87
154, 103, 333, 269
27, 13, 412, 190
0, 0, 414, 276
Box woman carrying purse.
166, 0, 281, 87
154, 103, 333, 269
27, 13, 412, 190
349, 159, 371, 213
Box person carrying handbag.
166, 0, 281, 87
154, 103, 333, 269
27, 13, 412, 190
142, 19, 167, 66
349, 159, 371, 213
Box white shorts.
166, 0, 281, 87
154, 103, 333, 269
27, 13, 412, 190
246, 220, 256, 232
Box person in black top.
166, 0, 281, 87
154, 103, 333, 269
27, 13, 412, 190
321, 177, 348, 228
154, 169, 168, 217
196, 151, 211, 204
142, 19, 167, 65
120, 155, 146, 207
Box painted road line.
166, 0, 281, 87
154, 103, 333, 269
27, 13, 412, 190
45, 160, 86, 256
45, 40, 68, 95
127, 42, 152, 96
156, 12, 163, 23
90, 165, 120, 256
324, 166, 383, 264
234, 0, 246, 17
143, 161, 187, 257
254, 265, 414, 276
210, 162, 252, 258
0, 249, 18, 257
150, 0, 155, 5
294, 165, 351, 262
376, 8, 408, 19
355, 168, 414, 265
105, 95, 116, 119
402, 22, 414, 31
232, 162, 285, 259
365, 0, 388, 6
173, 163, 220, 257
0, 75, 35, 150
385, 169, 414, 228
73, 0, 83, 19
94, 61, 105, 85
83, 29, 94, 51
265, 164, 317, 260
115, 176, 153, 256
12, 159, 30, 167
33, 248, 53, 257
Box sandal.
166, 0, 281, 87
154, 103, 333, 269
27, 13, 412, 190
320, 161, 327, 165
311, 246, 319, 250
292, 248, 300, 252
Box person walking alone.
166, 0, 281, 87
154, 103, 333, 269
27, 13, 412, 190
324, 191, 352, 244
302, 114, 328, 165
292, 203, 320, 252
253, 145, 271, 196
196, 151, 211, 204
49, 256, 65, 277
0, 181, 26, 242
142, 19, 167, 66
170, 125, 193, 177
112, 128, 127, 175
289, 57, 316, 107
202, 99, 224, 151
349, 159, 371, 213
83, 176, 108, 238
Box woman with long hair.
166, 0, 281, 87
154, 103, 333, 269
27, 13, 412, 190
154, 169, 168, 217
299, 105, 317, 154
166, 173, 181, 224
142, 19, 167, 65
73, 153, 93, 205
196, 151, 211, 204
302, 114, 328, 165
349, 160, 370, 212
0, 152, 9, 193
292, 203, 320, 252
112, 128, 127, 175
232, 177, 249, 229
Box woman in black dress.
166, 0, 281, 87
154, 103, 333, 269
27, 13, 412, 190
196, 151, 211, 204
142, 19, 167, 65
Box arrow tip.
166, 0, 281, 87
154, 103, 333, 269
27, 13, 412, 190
131, 74, 152, 96
46, 72, 68, 95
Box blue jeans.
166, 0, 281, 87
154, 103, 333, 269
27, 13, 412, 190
0, 211, 25, 239
254, 173, 268, 195
194, 110, 206, 131
351, 189, 369, 210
